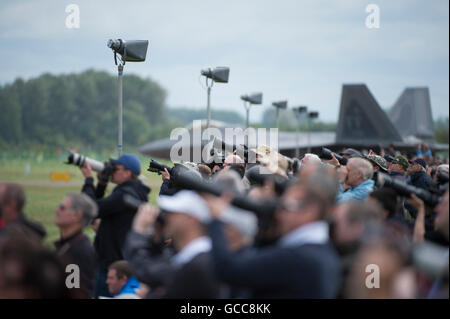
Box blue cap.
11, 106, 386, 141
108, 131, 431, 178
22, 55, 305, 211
383, 155, 393, 163
110, 154, 141, 175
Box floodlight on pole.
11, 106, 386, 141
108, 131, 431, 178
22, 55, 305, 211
108, 39, 149, 156
307, 111, 319, 153
293, 106, 308, 158
241, 92, 263, 129
272, 100, 288, 129
201, 67, 230, 128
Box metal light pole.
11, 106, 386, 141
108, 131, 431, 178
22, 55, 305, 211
118, 64, 124, 156
206, 79, 213, 129
201, 67, 230, 128
272, 101, 288, 129
241, 92, 263, 129
107, 39, 148, 156
307, 111, 319, 153
293, 106, 307, 158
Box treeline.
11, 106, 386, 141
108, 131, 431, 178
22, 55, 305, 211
0, 70, 175, 151
1, 70, 446, 152
0, 70, 251, 152
169, 107, 245, 126
434, 117, 449, 144
261, 108, 337, 132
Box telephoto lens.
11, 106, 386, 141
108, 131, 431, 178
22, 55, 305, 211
376, 173, 441, 207
245, 165, 290, 196
437, 172, 449, 184
66, 151, 105, 172
318, 148, 348, 166
147, 159, 173, 174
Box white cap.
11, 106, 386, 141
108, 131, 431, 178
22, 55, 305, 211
220, 206, 258, 239
158, 190, 211, 223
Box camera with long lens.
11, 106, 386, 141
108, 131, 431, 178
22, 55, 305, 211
123, 194, 165, 227
66, 151, 115, 182
174, 168, 279, 246
206, 146, 225, 171
210, 137, 249, 162
376, 173, 441, 207
147, 159, 173, 175
245, 165, 290, 196
437, 172, 449, 185
318, 147, 348, 166
147, 159, 203, 185
173, 169, 277, 220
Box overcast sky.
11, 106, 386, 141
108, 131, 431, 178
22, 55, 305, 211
0, 0, 448, 123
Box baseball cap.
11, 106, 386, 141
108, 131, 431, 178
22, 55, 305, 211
110, 153, 141, 175
339, 148, 362, 158
158, 190, 211, 223
409, 158, 427, 169
365, 154, 388, 172
389, 155, 409, 171
220, 206, 258, 239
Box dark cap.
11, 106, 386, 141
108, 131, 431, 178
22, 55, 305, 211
409, 158, 427, 169
339, 148, 362, 158
384, 154, 393, 163
365, 154, 388, 172
389, 155, 409, 171
110, 154, 141, 175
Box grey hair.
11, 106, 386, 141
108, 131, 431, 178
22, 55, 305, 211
220, 206, 258, 239
438, 164, 449, 175
303, 153, 321, 164
349, 158, 374, 181
213, 170, 246, 194
67, 193, 98, 227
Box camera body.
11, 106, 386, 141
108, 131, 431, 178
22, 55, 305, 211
245, 165, 290, 196
318, 147, 348, 166
437, 172, 449, 184
147, 159, 173, 175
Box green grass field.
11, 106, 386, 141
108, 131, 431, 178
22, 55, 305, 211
0, 155, 165, 247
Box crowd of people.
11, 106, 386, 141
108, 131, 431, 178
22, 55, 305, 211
0, 143, 448, 299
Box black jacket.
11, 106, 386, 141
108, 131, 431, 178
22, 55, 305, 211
124, 231, 221, 299
159, 179, 178, 196
208, 220, 341, 298
408, 171, 433, 191
54, 231, 97, 298
82, 178, 150, 270
0, 215, 46, 240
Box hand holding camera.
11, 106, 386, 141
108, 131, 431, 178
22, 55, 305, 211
80, 161, 93, 179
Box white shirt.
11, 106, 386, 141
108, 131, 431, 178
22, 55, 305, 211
279, 221, 329, 248
172, 236, 212, 268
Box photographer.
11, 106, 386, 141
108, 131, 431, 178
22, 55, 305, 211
159, 168, 178, 196
407, 159, 433, 191
124, 191, 222, 299
334, 158, 375, 203
80, 153, 150, 298
202, 170, 341, 298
